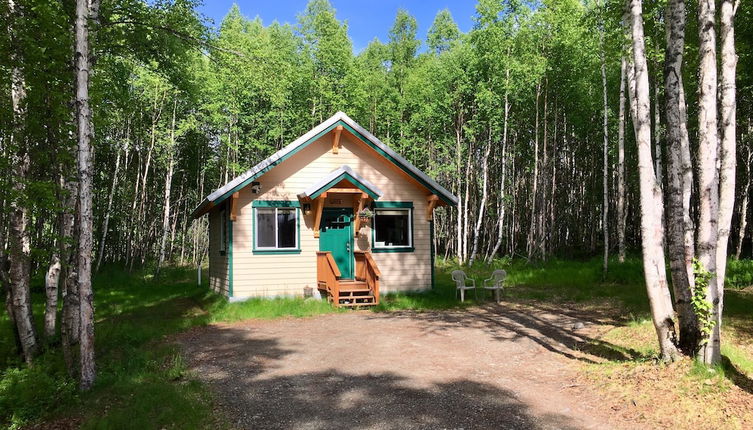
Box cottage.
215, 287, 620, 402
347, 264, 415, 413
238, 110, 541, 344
191, 112, 458, 307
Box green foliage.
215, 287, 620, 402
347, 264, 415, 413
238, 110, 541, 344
692, 259, 716, 341
724, 259, 753, 289
0, 356, 76, 429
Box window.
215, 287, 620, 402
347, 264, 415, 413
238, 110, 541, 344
254, 207, 299, 252
219, 209, 227, 254
373, 206, 413, 251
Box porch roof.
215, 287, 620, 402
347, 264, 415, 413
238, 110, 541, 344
297, 165, 383, 201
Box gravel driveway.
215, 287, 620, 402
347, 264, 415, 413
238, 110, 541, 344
178, 303, 631, 430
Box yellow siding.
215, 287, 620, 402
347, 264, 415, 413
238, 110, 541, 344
230, 130, 433, 298
208, 208, 229, 295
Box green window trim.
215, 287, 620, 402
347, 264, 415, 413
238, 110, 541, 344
371, 203, 414, 253
252, 200, 301, 208
373, 201, 414, 209
430, 219, 435, 289
228, 216, 233, 297
252, 204, 302, 255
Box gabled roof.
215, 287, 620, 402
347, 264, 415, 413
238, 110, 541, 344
298, 165, 383, 201
191, 112, 458, 218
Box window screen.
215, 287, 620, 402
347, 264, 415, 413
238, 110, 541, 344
374, 209, 411, 248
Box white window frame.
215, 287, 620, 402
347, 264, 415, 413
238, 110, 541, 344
254, 207, 299, 250
373, 208, 413, 249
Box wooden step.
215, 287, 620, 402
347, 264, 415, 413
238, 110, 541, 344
338, 295, 376, 305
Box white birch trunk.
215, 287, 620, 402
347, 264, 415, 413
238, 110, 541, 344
599, 6, 609, 274
469, 133, 492, 265
7, 0, 39, 364
157, 100, 177, 274
617, 57, 627, 263
710, 0, 738, 363
95, 143, 122, 273
735, 147, 751, 260
696, 0, 721, 365
627, 0, 679, 362
75, 0, 98, 390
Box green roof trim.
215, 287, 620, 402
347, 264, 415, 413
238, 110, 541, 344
192, 112, 457, 219
309, 172, 380, 200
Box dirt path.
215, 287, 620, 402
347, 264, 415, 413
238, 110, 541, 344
178, 303, 634, 429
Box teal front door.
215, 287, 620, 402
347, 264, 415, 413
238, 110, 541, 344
319, 208, 354, 279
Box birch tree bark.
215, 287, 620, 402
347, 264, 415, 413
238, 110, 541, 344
469, 131, 491, 265
44, 224, 62, 340
735, 146, 751, 260
599, 3, 609, 274
617, 57, 627, 263
664, 0, 699, 355
95, 141, 123, 273
696, 0, 721, 365
627, 0, 679, 362
716, 0, 738, 289
157, 100, 177, 275
75, 0, 99, 390
709, 0, 738, 363
60, 179, 79, 376
7, 0, 39, 364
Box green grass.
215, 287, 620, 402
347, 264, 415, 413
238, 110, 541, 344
207, 296, 341, 322
376, 256, 650, 315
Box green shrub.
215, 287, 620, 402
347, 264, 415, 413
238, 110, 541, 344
724, 259, 753, 289
0, 356, 77, 429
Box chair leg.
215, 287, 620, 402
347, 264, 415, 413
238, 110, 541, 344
460, 289, 465, 303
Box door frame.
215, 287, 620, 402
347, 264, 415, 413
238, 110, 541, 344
319, 207, 355, 279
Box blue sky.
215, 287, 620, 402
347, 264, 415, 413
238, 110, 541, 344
197, 1, 478, 53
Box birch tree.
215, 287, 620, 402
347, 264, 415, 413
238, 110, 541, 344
696, 0, 721, 365
75, 0, 98, 390
617, 57, 627, 263
7, 0, 39, 364
664, 0, 699, 355
627, 0, 679, 362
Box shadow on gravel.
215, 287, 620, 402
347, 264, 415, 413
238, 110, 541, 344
180, 324, 584, 430
215, 370, 584, 430
369, 303, 644, 364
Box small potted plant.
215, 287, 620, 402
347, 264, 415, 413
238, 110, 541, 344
358, 208, 373, 223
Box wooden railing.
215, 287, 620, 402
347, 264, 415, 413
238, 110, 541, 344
355, 251, 380, 305
316, 251, 341, 302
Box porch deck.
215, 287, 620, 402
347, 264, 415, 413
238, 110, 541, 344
316, 251, 380, 308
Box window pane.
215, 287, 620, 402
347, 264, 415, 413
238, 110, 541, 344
257, 209, 276, 248
277, 209, 297, 248
374, 209, 410, 247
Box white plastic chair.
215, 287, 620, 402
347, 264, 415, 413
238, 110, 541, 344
452, 270, 477, 302
483, 270, 506, 302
